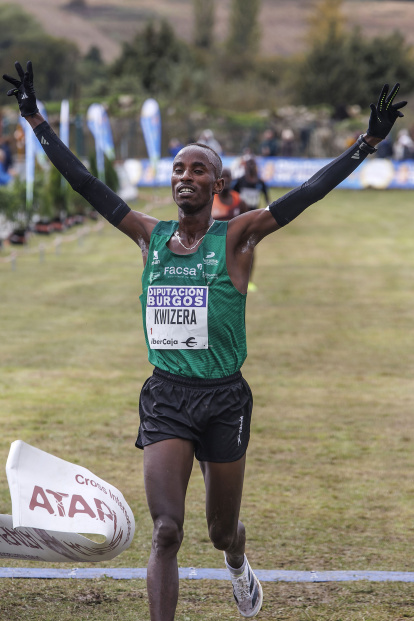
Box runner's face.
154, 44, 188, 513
171, 146, 221, 213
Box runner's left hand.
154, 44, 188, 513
367, 83, 407, 139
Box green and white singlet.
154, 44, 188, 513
140, 220, 247, 379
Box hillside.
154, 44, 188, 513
3, 0, 414, 63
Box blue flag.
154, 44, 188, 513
140, 99, 161, 175
87, 104, 115, 182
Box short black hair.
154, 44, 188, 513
184, 142, 223, 179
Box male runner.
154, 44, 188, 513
233, 156, 270, 211
3, 61, 406, 620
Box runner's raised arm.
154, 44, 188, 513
3, 61, 158, 258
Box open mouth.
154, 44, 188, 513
178, 187, 195, 196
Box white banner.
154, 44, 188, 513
0, 441, 135, 562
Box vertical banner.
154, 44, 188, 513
140, 98, 161, 182
59, 100, 70, 195
60, 99, 70, 147
21, 101, 48, 207
87, 104, 115, 183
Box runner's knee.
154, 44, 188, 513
208, 521, 237, 551
152, 515, 184, 554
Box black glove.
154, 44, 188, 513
367, 83, 407, 139
3, 61, 39, 117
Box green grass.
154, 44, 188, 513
1, 188, 414, 619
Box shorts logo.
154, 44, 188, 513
237, 416, 244, 446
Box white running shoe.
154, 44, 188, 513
225, 554, 263, 618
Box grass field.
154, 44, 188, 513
1, 188, 414, 619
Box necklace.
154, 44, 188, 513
174, 220, 215, 251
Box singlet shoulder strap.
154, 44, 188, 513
208, 220, 227, 237
152, 220, 178, 238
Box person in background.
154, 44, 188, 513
259, 128, 278, 157
376, 136, 394, 159
232, 157, 271, 291
0, 136, 13, 172
198, 128, 223, 155
212, 168, 247, 222
168, 137, 184, 158
393, 128, 414, 160
232, 156, 270, 212
280, 127, 296, 157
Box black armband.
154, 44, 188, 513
268, 135, 374, 227
33, 121, 131, 227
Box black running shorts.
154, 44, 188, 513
135, 367, 253, 463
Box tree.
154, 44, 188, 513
305, 0, 345, 46
292, 0, 414, 108
225, 0, 261, 73
193, 0, 215, 50
111, 19, 202, 100
0, 5, 79, 100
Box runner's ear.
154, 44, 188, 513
213, 177, 224, 195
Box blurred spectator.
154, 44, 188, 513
393, 129, 414, 160
233, 156, 270, 211
259, 128, 278, 156
197, 129, 223, 155
212, 168, 247, 221
280, 128, 296, 157
0, 137, 13, 172
0, 148, 11, 185
168, 137, 184, 157
14, 124, 25, 157
376, 137, 393, 159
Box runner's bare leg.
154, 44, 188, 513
144, 438, 194, 621
200, 455, 246, 569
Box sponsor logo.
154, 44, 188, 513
203, 257, 219, 266
164, 266, 197, 277
351, 149, 360, 160
28, 485, 116, 522
151, 338, 179, 346
40, 136, 49, 146
21, 93, 28, 100
148, 287, 206, 308
182, 337, 197, 347
149, 272, 161, 283
203, 251, 218, 267
237, 416, 244, 446
151, 250, 160, 265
